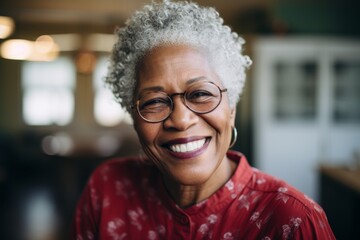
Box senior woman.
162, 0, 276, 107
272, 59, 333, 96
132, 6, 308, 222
72, 1, 335, 239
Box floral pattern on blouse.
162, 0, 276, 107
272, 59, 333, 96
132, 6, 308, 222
72, 151, 335, 240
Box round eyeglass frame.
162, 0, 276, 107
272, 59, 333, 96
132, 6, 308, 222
134, 81, 228, 123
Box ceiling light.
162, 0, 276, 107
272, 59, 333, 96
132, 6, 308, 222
0, 39, 34, 60
30, 35, 59, 61
0, 37, 59, 61
0, 16, 15, 39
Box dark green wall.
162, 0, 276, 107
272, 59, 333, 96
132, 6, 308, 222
275, 0, 360, 36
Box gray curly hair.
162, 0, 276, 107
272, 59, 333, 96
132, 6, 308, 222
105, 0, 252, 115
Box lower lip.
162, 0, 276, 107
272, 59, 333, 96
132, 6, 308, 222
167, 138, 210, 159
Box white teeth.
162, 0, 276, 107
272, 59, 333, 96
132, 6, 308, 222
169, 139, 206, 153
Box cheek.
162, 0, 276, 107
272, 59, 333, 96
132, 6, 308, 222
134, 118, 160, 146
204, 104, 234, 152
206, 105, 232, 134
134, 119, 165, 168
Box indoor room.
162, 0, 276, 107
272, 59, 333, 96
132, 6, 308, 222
0, 0, 359, 239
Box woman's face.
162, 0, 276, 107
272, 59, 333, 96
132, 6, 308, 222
133, 44, 235, 186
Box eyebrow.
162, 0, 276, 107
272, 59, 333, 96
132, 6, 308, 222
186, 76, 208, 85
139, 76, 209, 93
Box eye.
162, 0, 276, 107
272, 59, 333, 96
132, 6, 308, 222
187, 90, 215, 103
139, 97, 170, 111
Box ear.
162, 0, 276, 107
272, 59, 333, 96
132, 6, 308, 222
230, 107, 236, 126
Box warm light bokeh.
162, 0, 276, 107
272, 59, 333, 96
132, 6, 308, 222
0, 36, 59, 61
0, 16, 15, 39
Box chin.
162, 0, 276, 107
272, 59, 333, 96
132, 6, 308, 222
165, 167, 213, 185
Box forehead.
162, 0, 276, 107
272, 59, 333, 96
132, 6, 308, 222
136, 44, 221, 92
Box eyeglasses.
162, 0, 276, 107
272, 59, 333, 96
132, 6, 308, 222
134, 81, 227, 123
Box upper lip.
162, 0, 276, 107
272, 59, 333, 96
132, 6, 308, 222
162, 136, 208, 147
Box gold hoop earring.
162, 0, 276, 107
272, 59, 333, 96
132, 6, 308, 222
229, 126, 238, 149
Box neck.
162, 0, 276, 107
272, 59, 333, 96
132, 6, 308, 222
163, 158, 236, 209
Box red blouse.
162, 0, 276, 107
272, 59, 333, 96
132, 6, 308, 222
72, 151, 335, 239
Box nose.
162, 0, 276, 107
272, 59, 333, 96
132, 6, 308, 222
163, 96, 198, 130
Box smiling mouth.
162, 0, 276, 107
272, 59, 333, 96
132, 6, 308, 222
168, 138, 207, 153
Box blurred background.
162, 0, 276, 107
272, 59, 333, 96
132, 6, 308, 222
0, 0, 359, 239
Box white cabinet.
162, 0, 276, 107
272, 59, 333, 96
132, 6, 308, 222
253, 37, 360, 201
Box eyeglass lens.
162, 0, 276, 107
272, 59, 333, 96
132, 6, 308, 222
137, 82, 224, 122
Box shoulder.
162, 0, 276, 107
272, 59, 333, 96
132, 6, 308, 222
87, 157, 158, 191
249, 168, 317, 211
245, 168, 335, 239
72, 157, 160, 238
81, 157, 160, 210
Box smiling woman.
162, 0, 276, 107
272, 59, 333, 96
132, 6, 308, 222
133, 45, 236, 194
72, 1, 335, 239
